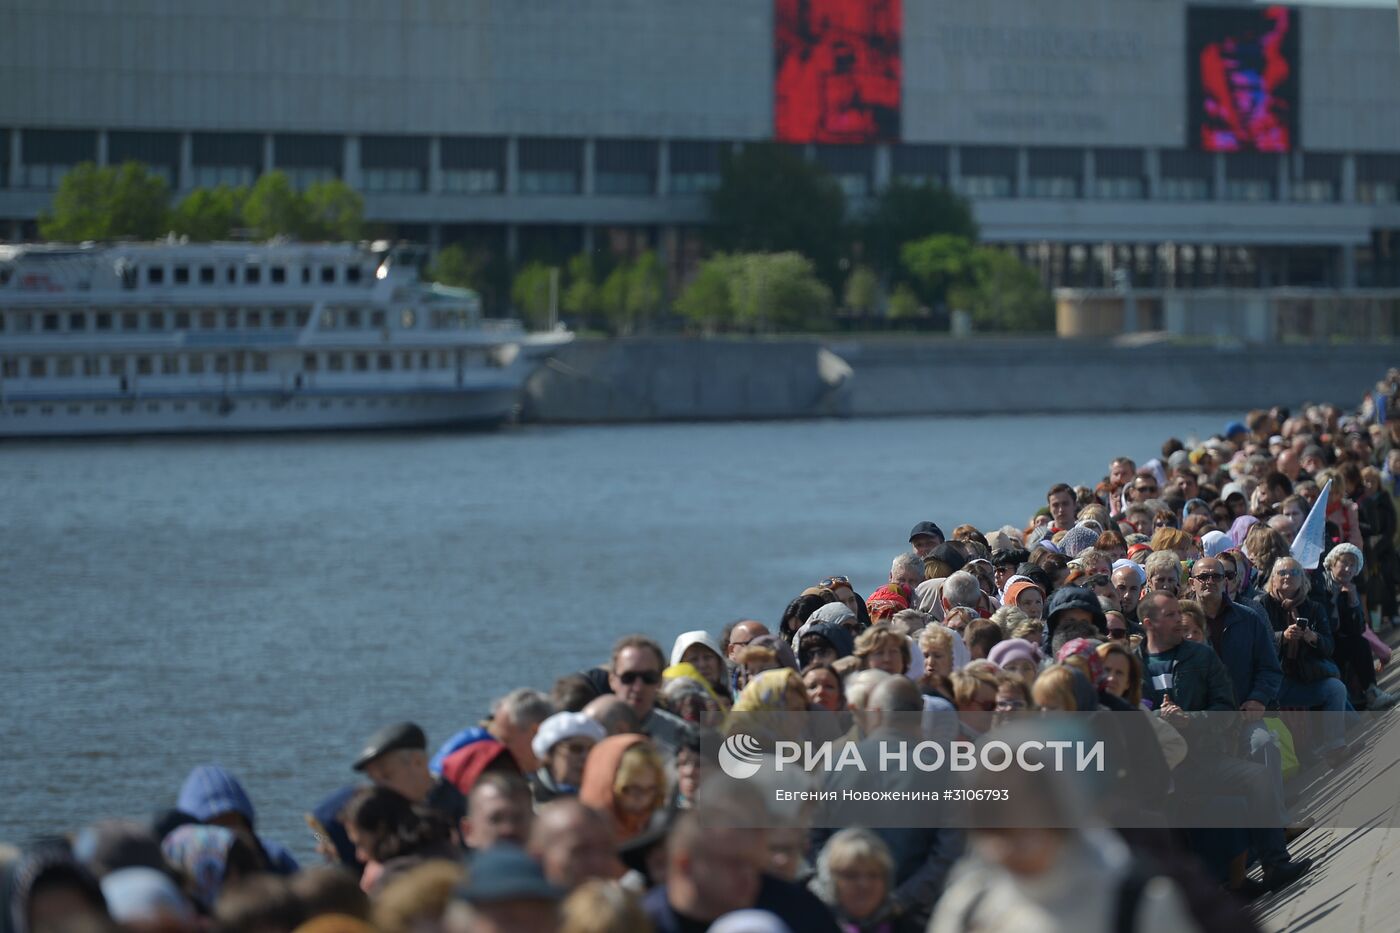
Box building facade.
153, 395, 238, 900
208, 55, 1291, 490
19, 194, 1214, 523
2, 0, 1399, 292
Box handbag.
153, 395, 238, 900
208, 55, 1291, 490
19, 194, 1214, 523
1363, 626, 1393, 666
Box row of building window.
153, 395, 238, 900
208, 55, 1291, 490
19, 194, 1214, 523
5, 396, 448, 417
0, 306, 475, 333
2, 349, 486, 379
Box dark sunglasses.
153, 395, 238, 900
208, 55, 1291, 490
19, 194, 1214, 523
1135, 484, 1159, 493
618, 670, 662, 686
820, 576, 852, 588
1193, 572, 1224, 582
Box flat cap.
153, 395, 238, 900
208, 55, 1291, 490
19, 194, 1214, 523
352, 721, 427, 771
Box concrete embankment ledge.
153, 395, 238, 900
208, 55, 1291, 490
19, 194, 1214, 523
523, 336, 1396, 423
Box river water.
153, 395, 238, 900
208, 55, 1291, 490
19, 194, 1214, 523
1, 412, 1227, 859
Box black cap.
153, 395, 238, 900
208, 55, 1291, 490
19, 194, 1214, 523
352, 721, 427, 771
909, 521, 944, 543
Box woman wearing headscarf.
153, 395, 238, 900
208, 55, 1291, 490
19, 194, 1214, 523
578, 735, 670, 844
160, 824, 262, 912
1227, 515, 1259, 550
1324, 544, 1398, 709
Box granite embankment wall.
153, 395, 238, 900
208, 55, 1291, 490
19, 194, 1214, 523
522, 337, 1395, 423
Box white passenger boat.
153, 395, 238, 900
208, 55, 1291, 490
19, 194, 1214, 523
0, 240, 571, 436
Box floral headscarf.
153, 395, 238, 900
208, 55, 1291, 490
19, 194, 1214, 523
1056, 638, 1106, 689
865, 583, 912, 621
160, 824, 236, 910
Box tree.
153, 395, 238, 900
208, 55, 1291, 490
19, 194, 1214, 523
887, 283, 922, 321
843, 265, 879, 314
426, 243, 480, 288
955, 248, 1055, 333
900, 234, 978, 308
623, 251, 664, 332
561, 253, 601, 319
706, 143, 847, 287
39, 161, 170, 241
510, 262, 555, 328
301, 179, 364, 241
597, 261, 632, 334
675, 256, 737, 333
861, 180, 977, 281
241, 171, 307, 240
730, 252, 833, 332
169, 185, 245, 241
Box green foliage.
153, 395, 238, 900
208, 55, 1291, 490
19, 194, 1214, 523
39, 161, 171, 241
241, 171, 307, 241
900, 234, 978, 307
510, 262, 556, 329
623, 251, 663, 330
561, 253, 601, 317
887, 283, 922, 320
300, 179, 364, 241
674, 256, 737, 332
677, 252, 832, 333
169, 185, 245, 241
954, 248, 1055, 333
705, 143, 847, 287
843, 265, 879, 314
861, 181, 977, 280
426, 243, 480, 289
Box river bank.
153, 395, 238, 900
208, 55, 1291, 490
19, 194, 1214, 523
523, 336, 1395, 423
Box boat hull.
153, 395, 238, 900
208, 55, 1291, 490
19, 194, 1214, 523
0, 387, 522, 438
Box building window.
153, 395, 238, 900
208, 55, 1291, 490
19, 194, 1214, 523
1359, 182, 1398, 204
443, 169, 501, 193
161, 355, 180, 374
246, 265, 262, 284
122, 313, 140, 331
1027, 176, 1078, 198
346, 310, 362, 328
147, 266, 165, 285
1225, 179, 1273, 202
328, 353, 345, 372
362, 168, 424, 193
56, 357, 74, 377
304, 353, 319, 372
370, 310, 385, 328
148, 312, 165, 331
251, 353, 268, 372
320, 265, 336, 284
82, 357, 100, 376
68, 312, 86, 331
199, 266, 216, 284
669, 140, 723, 195
174, 311, 191, 329
1093, 176, 1144, 199
441, 136, 505, 193
136, 357, 153, 376
1160, 177, 1211, 201
353, 353, 369, 372
189, 355, 205, 374
1292, 180, 1335, 203
96, 312, 112, 330
346, 266, 363, 284
270, 266, 286, 284
193, 165, 256, 188
519, 138, 582, 195
959, 175, 1014, 198
246, 310, 262, 328
43, 313, 60, 331
174, 265, 190, 284
377, 353, 393, 371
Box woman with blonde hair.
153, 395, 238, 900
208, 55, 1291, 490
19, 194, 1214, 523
853, 622, 911, 676
578, 736, 669, 844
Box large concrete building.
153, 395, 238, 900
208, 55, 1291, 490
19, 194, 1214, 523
2, 0, 1399, 316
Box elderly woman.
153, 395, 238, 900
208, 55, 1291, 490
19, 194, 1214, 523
529, 712, 607, 804
1143, 551, 1182, 596
1001, 579, 1045, 622
1254, 557, 1353, 766
810, 828, 923, 932
1324, 544, 1398, 710
854, 622, 911, 676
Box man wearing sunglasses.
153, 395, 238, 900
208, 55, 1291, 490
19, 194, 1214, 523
609, 634, 695, 756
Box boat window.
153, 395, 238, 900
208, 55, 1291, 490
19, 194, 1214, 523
199, 266, 215, 284
28, 358, 46, 377
162, 355, 180, 374
270, 266, 286, 284
377, 353, 393, 371
174, 401, 186, 412
327, 353, 344, 371
43, 313, 60, 331
82, 357, 99, 376
270, 309, 287, 328
12, 405, 26, 415
353, 353, 369, 371
16, 313, 33, 332
346, 309, 362, 328
96, 312, 112, 330
67, 404, 81, 415
400, 309, 416, 328
437, 351, 451, 368
321, 265, 336, 284
92, 404, 103, 414
40, 405, 55, 415
122, 313, 140, 331
346, 266, 362, 284
199, 311, 217, 329
136, 357, 153, 375
174, 311, 191, 329
173, 265, 190, 284
56, 357, 74, 377
303, 353, 319, 371
419, 351, 431, 368
246, 265, 262, 284
188, 355, 205, 374
68, 312, 85, 331
147, 266, 165, 285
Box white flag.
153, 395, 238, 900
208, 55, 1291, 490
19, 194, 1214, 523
1290, 480, 1332, 571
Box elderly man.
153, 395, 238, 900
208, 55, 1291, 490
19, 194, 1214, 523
891, 552, 925, 593
609, 634, 695, 755
526, 799, 619, 891
354, 721, 466, 825
723, 620, 771, 697
1138, 591, 1310, 896
431, 689, 554, 776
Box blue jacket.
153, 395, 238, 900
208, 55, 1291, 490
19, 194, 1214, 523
1204, 596, 1283, 707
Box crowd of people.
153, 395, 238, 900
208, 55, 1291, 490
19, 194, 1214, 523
7, 372, 1400, 933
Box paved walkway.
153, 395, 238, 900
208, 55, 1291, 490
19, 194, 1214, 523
1257, 635, 1400, 932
